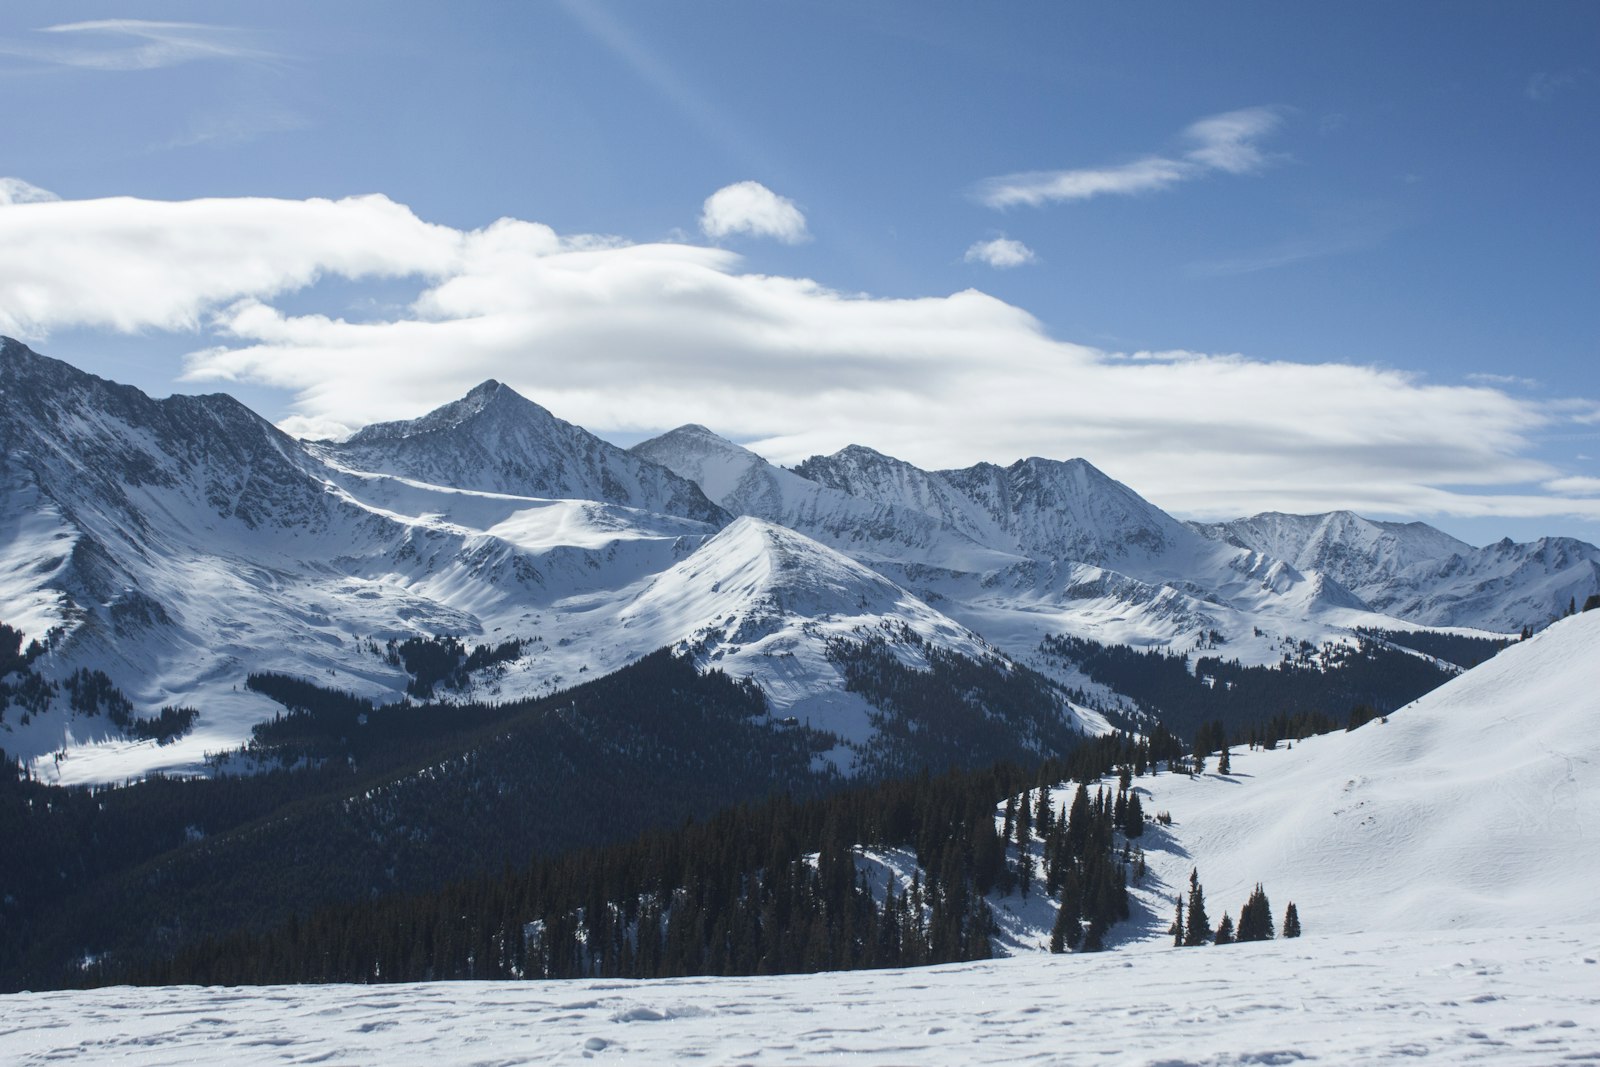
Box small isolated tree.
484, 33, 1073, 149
1282, 902, 1301, 939
1214, 913, 1234, 945
1171, 896, 1185, 947
1183, 868, 1212, 946
1217, 746, 1231, 775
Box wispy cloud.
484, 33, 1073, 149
1188, 203, 1400, 277
0, 20, 270, 72
964, 236, 1037, 269
1544, 476, 1600, 497
161, 108, 308, 150
700, 182, 809, 244
4, 185, 1596, 524
1189, 229, 1382, 277
974, 107, 1284, 209
1525, 68, 1589, 102
1469, 373, 1541, 390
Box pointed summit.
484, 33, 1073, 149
344, 379, 547, 445
324, 385, 727, 524
631, 423, 780, 507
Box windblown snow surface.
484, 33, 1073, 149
5, 612, 1597, 1065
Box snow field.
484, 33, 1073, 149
4, 927, 1598, 1066
1124, 610, 1600, 938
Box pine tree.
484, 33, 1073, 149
1282, 902, 1301, 938
1217, 746, 1231, 775
1049, 896, 1080, 954
1123, 790, 1144, 838
1214, 912, 1234, 945
1237, 883, 1274, 942
1183, 868, 1212, 946
1171, 895, 1185, 947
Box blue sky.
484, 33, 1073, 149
1, 2, 1596, 545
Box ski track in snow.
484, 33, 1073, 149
4, 928, 1599, 1065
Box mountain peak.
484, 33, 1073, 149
322, 388, 726, 523
638, 423, 752, 454
345, 379, 547, 445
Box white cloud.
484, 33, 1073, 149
1180, 108, 1282, 173
1545, 476, 1600, 497
0, 20, 269, 72
975, 107, 1283, 209
975, 157, 1189, 209
0, 192, 460, 336
964, 237, 1037, 269
699, 181, 809, 244
0, 177, 59, 206
1, 185, 1594, 524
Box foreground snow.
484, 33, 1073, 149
5, 927, 1599, 1065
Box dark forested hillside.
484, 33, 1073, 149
0, 651, 843, 991
133, 746, 1156, 986
1040, 633, 1460, 742
1354, 627, 1514, 670
826, 630, 1085, 777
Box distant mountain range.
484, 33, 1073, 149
2, 336, 1596, 783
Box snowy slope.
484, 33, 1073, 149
1128, 609, 1600, 936
538, 516, 1101, 764
5, 926, 1598, 1066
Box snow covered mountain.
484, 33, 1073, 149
0, 341, 1086, 781
643, 425, 1383, 673
2, 338, 1596, 785
632, 425, 1011, 572
1202, 510, 1600, 631
316, 382, 727, 525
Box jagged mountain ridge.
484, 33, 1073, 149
316, 381, 728, 526
2, 337, 1596, 784
649, 424, 1599, 640
639, 426, 1387, 682
0, 340, 1076, 782
1201, 510, 1600, 631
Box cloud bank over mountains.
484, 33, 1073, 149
0, 178, 1595, 525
